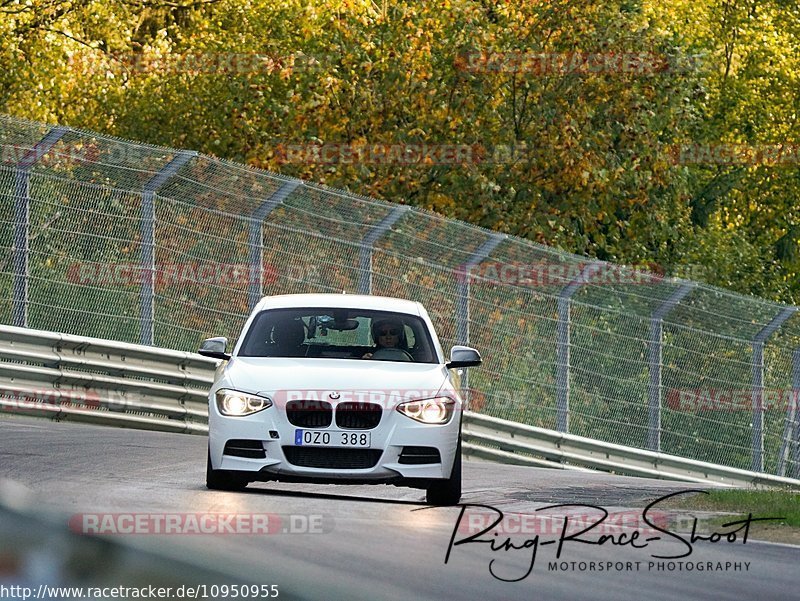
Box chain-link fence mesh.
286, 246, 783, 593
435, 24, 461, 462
2, 114, 800, 478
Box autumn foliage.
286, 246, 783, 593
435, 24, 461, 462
2, 0, 800, 301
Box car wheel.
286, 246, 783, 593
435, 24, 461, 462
426, 437, 462, 506
206, 450, 250, 491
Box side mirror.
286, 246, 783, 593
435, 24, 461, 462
446, 345, 482, 369
198, 336, 231, 361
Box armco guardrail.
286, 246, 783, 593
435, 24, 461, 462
0, 324, 213, 433
2, 326, 799, 489
0, 480, 268, 590
462, 412, 800, 488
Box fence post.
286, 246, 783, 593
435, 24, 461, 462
793, 367, 800, 478
455, 234, 505, 346
777, 348, 800, 476
140, 151, 196, 345
248, 180, 301, 310
751, 306, 796, 472
12, 127, 69, 327
357, 206, 408, 295
647, 282, 695, 451
454, 233, 505, 395
556, 263, 599, 433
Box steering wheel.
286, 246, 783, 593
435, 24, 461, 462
371, 348, 414, 362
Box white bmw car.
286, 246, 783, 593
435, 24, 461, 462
199, 293, 482, 505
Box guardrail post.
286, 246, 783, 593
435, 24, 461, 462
556, 263, 599, 433
777, 347, 800, 476
12, 127, 69, 328
357, 206, 408, 295
140, 151, 196, 345
248, 180, 301, 310
647, 282, 695, 451
751, 306, 796, 472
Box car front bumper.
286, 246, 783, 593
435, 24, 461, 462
208, 401, 461, 483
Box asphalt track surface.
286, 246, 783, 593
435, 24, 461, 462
1, 416, 797, 600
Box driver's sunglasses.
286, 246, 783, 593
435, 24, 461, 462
378, 328, 400, 336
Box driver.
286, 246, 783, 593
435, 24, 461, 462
362, 318, 407, 359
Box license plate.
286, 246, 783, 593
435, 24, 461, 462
294, 430, 371, 448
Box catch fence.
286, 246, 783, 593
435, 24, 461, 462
2, 114, 799, 477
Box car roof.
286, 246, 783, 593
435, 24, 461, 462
253, 293, 424, 316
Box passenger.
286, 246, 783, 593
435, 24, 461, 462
271, 318, 306, 357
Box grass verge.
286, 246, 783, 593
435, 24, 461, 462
664, 488, 800, 545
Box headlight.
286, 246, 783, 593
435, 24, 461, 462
215, 389, 272, 417
397, 397, 455, 424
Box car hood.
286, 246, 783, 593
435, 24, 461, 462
224, 357, 450, 401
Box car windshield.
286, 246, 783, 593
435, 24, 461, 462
237, 307, 438, 363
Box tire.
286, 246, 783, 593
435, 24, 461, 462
206, 450, 249, 491
426, 437, 462, 506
